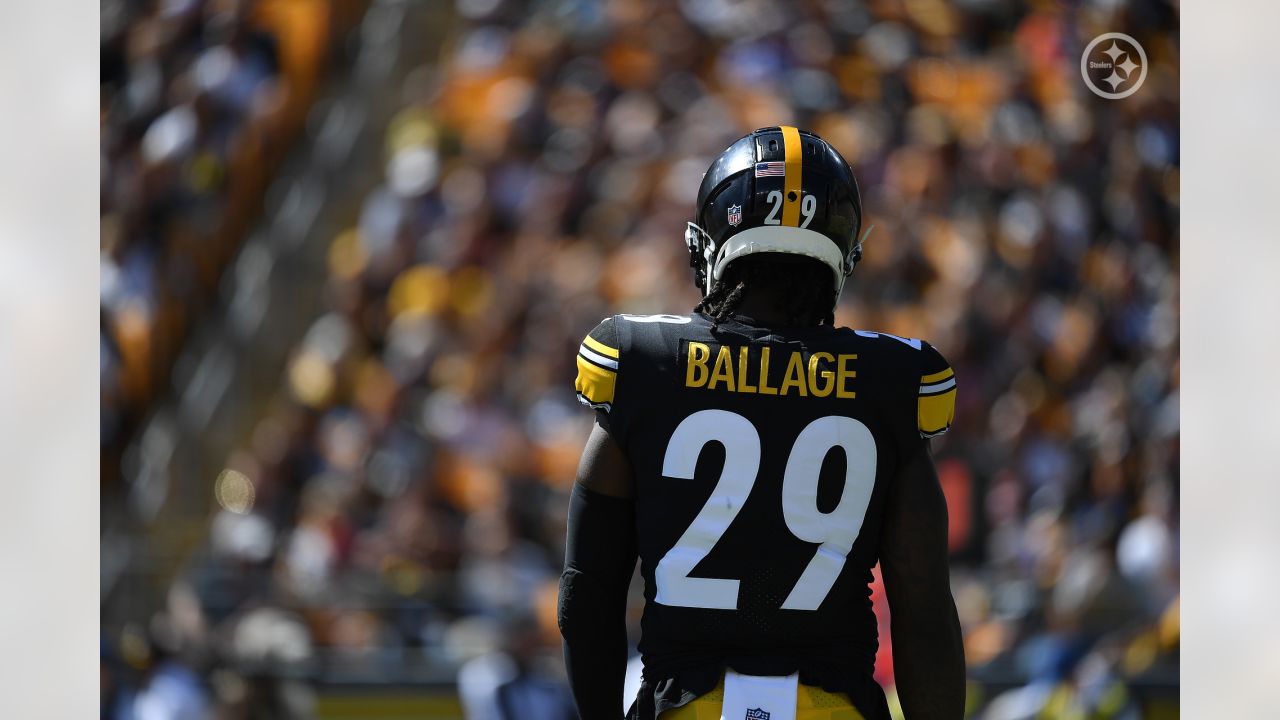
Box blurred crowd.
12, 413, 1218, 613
100, 0, 362, 471
103, 0, 1179, 718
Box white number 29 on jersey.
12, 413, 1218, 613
654, 409, 877, 611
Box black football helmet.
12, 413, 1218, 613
685, 126, 864, 303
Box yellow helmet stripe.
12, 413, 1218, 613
780, 125, 803, 227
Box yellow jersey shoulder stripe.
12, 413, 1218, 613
920, 367, 954, 384
917, 341, 955, 436
575, 354, 616, 410
582, 334, 619, 359
576, 327, 619, 411
579, 342, 618, 370
919, 387, 956, 437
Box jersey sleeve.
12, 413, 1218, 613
917, 342, 957, 438
574, 317, 620, 413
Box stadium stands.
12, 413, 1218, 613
102, 1, 1179, 717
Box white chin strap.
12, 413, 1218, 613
710, 225, 851, 298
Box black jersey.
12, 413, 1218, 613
573, 311, 957, 720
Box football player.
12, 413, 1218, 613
559, 127, 964, 720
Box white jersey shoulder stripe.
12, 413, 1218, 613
578, 344, 619, 370
919, 377, 956, 394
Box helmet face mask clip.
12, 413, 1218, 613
684, 221, 718, 296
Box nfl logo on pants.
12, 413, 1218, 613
745, 709, 770, 720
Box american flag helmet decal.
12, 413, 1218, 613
754, 161, 785, 177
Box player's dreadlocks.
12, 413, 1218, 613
695, 254, 836, 328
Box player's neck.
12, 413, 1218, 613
733, 291, 818, 328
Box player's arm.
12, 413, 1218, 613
560, 317, 637, 719
879, 441, 965, 718
880, 345, 964, 718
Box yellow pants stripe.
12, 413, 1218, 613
660, 675, 864, 720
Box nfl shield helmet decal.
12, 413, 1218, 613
745, 709, 770, 720
727, 204, 743, 227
